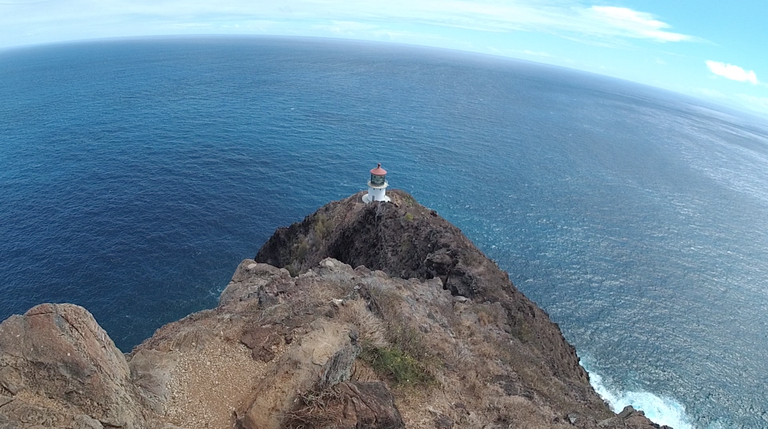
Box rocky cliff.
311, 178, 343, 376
0, 191, 665, 428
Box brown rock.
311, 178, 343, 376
240, 324, 285, 362
0, 192, 669, 429
0, 303, 157, 428
285, 381, 404, 428
598, 405, 670, 429
434, 413, 454, 429
218, 260, 292, 308
236, 319, 358, 428
128, 348, 179, 413
255, 191, 605, 415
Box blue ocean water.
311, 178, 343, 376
2, 36, 768, 428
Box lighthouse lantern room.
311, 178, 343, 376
362, 163, 391, 203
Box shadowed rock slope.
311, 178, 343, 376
0, 191, 665, 428
255, 190, 664, 428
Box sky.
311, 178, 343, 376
2, 0, 768, 117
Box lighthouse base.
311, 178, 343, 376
363, 181, 390, 204
362, 193, 391, 204
362, 189, 390, 204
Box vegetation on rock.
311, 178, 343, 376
0, 191, 667, 428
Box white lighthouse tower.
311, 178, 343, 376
362, 163, 391, 204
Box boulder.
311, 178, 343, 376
0, 192, 669, 429
0, 303, 156, 428
598, 405, 670, 429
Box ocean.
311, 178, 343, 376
1, 36, 767, 428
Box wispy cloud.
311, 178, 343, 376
706, 60, 759, 84
521, 49, 552, 57
0, 0, 698, 49
313, 20, 379, 35
347, 1, 694, 44
583, 6, 692, 42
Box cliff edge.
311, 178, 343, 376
0, 191, 665, 428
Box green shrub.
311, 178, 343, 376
514, 319, 533, 343
295, 237, 309, 260
314, 214, 335, 240
361, 344, 434, 387
362, 286, 440, 386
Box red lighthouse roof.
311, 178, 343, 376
370, 163, 387, 176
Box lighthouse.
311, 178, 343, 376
362, 163, 391, 204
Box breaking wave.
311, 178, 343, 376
584, 366, 694, 429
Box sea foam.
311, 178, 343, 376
3, 38, 768, 427
585, 365, 693, 429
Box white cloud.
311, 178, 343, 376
522, 49, 552, 57
0, 0, 698, 49
360, 1, 693, 44
314, 20, 379, 35
585, 6, 691, 42
706, 60, 759, 84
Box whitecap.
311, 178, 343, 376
586, 367, 694, 429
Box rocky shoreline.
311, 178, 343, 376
0, 190, 666, 428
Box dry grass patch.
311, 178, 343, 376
336, 298, 387, 347
359, 284, 441, 388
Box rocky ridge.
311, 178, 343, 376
0, 190, 666, 428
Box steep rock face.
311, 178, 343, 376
255, 190, 600, 412
128, 258, 406, 428
0, 304, 158, 428
0, 192, 667, 428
